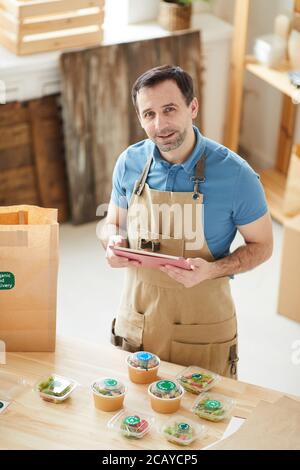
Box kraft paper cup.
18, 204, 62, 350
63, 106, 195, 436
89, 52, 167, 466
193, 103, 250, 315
148, 380, 184, 414
126, 351, 160, 384
91, 378, 126, 412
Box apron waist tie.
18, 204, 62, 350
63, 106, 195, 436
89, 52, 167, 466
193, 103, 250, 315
229, 343, 239, 376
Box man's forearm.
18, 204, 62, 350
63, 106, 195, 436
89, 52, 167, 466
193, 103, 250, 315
208, 242, 272, 279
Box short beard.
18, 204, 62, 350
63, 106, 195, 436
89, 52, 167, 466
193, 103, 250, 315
155, 129, 187, 152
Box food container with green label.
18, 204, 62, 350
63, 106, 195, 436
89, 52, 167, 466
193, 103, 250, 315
176, 366, 220, 394
160, 415, 206, 446
107, 408, 154, 439
192, 392, 235, 422
34, 374, 78, 404
92, 377, 126, 412
148, 379, 184, 413
126, 351, 160, 384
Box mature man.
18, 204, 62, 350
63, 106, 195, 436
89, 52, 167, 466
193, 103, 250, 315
101, 65, 273, 378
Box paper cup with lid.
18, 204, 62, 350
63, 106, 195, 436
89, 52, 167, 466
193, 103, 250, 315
160, 415, 206, 446
191, 391, 235, 422
126, 351, 160, 384
34, 374, 78, 404
148, 379, 184, 413
107, 408, 154, 439
91, 377, 126, 412
176, 366, 220, 395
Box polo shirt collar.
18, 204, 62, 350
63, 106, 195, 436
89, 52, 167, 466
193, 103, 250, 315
152, 126, 205, 174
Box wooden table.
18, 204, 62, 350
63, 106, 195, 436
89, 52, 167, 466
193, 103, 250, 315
0, 336, 293, 450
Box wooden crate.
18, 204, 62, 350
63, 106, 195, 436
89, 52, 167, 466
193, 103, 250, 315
0, 0, 104, 55
0, 96, 70, 222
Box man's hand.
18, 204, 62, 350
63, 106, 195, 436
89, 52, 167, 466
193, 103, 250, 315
106, 235, 140, 269
160, 213, 273, 288
160, 258, 213, 288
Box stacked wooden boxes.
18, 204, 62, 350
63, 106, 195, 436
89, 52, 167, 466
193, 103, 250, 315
0, 0, 104, 55
0, 96, 69, 222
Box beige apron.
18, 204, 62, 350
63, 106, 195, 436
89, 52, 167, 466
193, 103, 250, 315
111, 152, 239, 378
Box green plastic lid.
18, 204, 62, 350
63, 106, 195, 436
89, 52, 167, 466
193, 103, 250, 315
124, 415, 140, 426
150, 380, 183, 399
92, 377, 125, 396
157, 380, 176, 392
192, 373, 203, 380
128, 351, 159, 370
204, 399, 222, 410
177, 422, 190, 433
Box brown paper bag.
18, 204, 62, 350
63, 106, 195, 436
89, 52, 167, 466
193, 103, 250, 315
283, 145, 300, 216
0, 205, 58, 352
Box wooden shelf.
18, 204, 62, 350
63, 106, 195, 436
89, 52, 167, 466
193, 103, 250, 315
245, 56, 299, 100
258, 167, 288, 224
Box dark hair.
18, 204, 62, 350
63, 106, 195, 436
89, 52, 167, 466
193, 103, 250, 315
131, 65, 194, 113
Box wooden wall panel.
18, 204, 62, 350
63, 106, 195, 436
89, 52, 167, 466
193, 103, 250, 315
0, 97, 69, 222
60, 31, 203, 224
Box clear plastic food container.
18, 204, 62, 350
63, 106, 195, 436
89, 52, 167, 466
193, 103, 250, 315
148, 380, 184, 414
34, 374, 78, 404
176, 366, 220, 394
0, 400, 10, 414
0, 370, 28, 401
192, 392, 235, 422
160, 415, 205, 446
107, 408, 154, 439
91, 377, 126, 412
126, 351, 160, 384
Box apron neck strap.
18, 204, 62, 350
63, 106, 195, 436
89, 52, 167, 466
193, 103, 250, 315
134, 152, 206, 198
191, 154, 206, 199
135, 155, 153, 196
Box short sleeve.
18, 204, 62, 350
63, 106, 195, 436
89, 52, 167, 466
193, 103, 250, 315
110, 151, 128, 209
232, 162, 268, 225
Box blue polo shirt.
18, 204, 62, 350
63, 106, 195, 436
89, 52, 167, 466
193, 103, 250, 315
110, 126, 268, 260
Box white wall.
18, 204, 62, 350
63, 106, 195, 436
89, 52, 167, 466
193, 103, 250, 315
215, 0, 299, 168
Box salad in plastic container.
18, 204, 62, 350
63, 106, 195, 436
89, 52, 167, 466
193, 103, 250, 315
192, 392, 235, 422
126, 351, 160, 384
160, 415, 205, 446
107, 408, 154, 439
92, 377, 126, 411
35, 374, 78, 404
176, 366, 220, 394
148, 380, 184, 414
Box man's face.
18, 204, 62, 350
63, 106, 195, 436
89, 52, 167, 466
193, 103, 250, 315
136, 80, 198, 153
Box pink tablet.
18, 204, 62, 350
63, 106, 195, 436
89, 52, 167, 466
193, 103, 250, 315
109, 246, 192, 271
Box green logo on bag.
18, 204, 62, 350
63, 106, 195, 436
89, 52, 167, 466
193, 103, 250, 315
0, 272, 15, 290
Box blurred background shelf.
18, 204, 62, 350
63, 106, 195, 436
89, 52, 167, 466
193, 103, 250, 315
245, 55, 299, 100
225, 0, 300, 225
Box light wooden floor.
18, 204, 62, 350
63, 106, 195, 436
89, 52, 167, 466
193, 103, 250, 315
57, 219, 300, 396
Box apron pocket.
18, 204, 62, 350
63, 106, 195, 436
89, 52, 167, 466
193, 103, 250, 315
170, 334, 238, 379
113, 307, 144, 351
